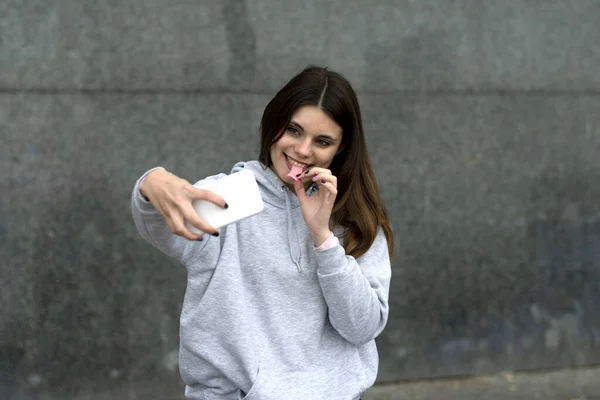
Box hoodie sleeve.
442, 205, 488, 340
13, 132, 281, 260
316, 229, 392, 346
130, 168, 221, 264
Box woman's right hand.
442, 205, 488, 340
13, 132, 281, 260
139, 168, 227, 240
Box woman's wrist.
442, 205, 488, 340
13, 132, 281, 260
139, 167, 166, 199
139, 178, 150, 200
312, 230, 333, 247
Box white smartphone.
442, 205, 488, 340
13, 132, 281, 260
186, 169, 264, 234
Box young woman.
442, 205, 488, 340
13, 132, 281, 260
131, 66, 394, 400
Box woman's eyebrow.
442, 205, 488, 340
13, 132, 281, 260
290, 120, 339, 142
316, 134, 338, 142
289, 120, 304, 131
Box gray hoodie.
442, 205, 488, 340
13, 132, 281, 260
131, 160, 392, 400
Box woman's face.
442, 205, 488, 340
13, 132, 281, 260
270, 105, 343, 189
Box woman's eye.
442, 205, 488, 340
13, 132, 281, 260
286, 126, 300, 136
316, 140, 331, 147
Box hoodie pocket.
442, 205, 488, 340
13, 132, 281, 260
240, 367, 360, 400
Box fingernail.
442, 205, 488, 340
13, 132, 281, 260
304, 170, 310, 175
321, 180, 326, 184
296, 173, 302, 177
224, 202, 229, 209
196, 237, 203, 242
312, 176, 318, 181
212, 232, 219, 237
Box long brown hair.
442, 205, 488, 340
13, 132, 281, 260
258, 66, 394, 259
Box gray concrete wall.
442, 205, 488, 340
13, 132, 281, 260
2, 1, 600, 398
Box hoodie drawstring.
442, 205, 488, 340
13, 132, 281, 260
282, 185, 302, 272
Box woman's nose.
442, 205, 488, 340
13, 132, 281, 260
295, 139, 312, 158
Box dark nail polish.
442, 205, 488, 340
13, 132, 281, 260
224, 202, 229, 209
212, 232, 219, 237
196, 237, 203, 242
304, 170, 310, 175
296, 173, 302, 177
321, 180, 326, 184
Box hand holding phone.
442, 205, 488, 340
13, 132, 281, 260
185, 169, 264, 234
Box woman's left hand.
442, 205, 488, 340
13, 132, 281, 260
293, 167, 338, 246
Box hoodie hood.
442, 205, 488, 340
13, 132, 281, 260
231, 160, 305, 271
231, 160, 301, 209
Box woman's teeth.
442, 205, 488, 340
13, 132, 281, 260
286, 155, 308, 169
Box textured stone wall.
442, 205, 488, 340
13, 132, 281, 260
2, 1, 599, 398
